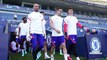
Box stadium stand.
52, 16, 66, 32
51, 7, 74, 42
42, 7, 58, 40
0, 3, 107, 37
65, 0, 107, 8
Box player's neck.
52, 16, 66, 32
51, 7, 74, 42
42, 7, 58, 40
34, 10, 39, 12
68, 14, 73, 16
23, 22, 27, 24
56, 14, 61, 16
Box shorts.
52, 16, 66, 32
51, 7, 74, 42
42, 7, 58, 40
51, 36, 64, 46
19, 35, 26, 49
67, 35, 77, 44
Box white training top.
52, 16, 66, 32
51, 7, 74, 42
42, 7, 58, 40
42, 19, 46, 36
64, 16, 78, 35
27, 11, 44, 34
50, 15, 64, 36
11, 41, 17, 50
15, 27, 19, 36
18, 22, 28, 36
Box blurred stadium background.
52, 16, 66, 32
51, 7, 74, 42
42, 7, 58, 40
0, 0, 107, 60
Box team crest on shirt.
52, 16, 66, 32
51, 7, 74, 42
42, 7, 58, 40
89, 37, 102, 54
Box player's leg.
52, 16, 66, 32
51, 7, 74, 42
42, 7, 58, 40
59, 36, 68, 60
23, 40, 27, 54
71, 44, 80, 60
67, 43, 74, 60
37, 51, 41, 60
68, 43, 73, 55
37, 34, 44, 53
44, 41, 50, 59
50, 45, 55, 60
68, 35, 80, 60
16, 37, 21, 52
20, 36, 25, 56
21, 36, 27, 55
50, 37, 57, 60
59, 44, 63, 55
30, 34, 38, 60
35, 34, 44, 60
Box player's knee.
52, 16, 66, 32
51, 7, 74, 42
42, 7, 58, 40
52, 45, 55, 48
61, 43, 66, 47
44, 42, 47, 45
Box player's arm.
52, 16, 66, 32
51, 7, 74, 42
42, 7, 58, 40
77, 22, 84, 28
50, 19, 60, 34
64, 21, 68, 33
76, 16, 89, 31
77, 22, 89, 32
27, 14, 32, 34
18, 24, 21, 37
14, 29, 17, 36
26, 16, 32, 41
42, 20, 46, 37
64, 18, 68, 39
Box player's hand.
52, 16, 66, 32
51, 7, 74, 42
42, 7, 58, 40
26, 36, 31, 41
17, 35, 20, 39
44, 33, 46, 39
83, 26, 88, 31
16, 35, 18, 38
55, 29, 61, 34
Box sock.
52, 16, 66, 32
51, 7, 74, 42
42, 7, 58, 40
53, 49, 55, 54
45, 52, 47, 56
76, 57, 80, 60
50, 54, 54, 60
51, 54, 54, 58
60, 49, 62, 53
64, 54, 68, 60
22, 49, 24, 56
37, 51, 41, 59
24, 49, 27, 54
60, 49, 62, 54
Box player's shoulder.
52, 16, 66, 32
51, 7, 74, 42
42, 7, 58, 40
28, 11, 37, 16
19, 22, 24, 25
51, 15, 56, 18
11, 41, 15, 44
64, 16, 70, 20
39, 12, 44, 17
18, 22, 22, 25
51, 15, 62, 19
15, 27, 18, 30
64, 16, 68, 19
50, 15, 55, 20
72, 16, 77, 19
29, 12, 34, 15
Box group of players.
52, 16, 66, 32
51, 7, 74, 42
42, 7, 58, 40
13, 3, 88, 60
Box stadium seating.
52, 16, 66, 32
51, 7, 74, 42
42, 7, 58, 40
0, 3, 107, 20
65, 0, 107, 8
0, 3, 107, 36
0, 12, 27, 20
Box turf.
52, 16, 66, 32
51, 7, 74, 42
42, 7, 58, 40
9, 52, 87, 60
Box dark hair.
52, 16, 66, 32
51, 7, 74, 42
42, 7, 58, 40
22, 17, 27, 20
68, 7, 73, 10
67, 7, 73, 14
55, 7, 62, 11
